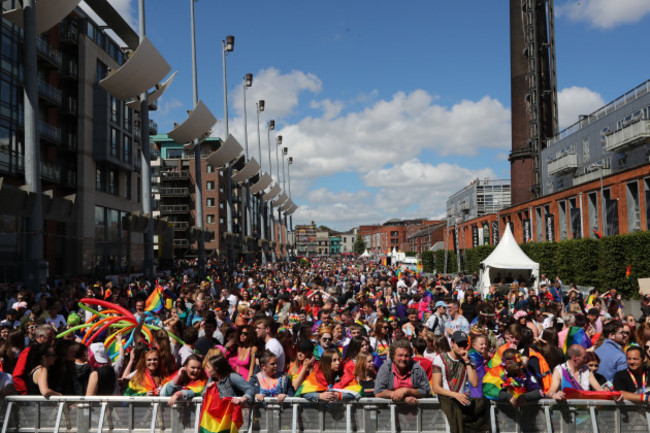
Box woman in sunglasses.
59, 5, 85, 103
225, 325, 257, 381
314, 326, 335, 361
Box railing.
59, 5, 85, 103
4, 396, 649, 433
160, 187, 189, 196
159, 204, 190, 214
36, 37, 63, 68
605, 119, 650, 152
547, 153, 578, 175
161, 170, 190, 180
173, 238, 190, 247
37, 79, 62, 105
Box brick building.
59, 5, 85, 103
358, 219, 440, 254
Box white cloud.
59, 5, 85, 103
232, 67, 322, 120
282, 91, 510, 179
294, 160, 499, 230
310, 99, 344, 120
557, 86, 605, 129
557, 0, 650, 29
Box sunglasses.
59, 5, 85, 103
321, 337, 332, 342
455, 341, 469, 348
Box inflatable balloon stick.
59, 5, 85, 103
56, 298, 187, 361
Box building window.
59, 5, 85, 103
206, 198, 215, 207
206, 181, 215, 191
124, 108, 131, 131
219, 201, 225, 209
569, 197, 581, 239
96, 166, 105, 191
123, 135, 131, 163
587, 192, 599, 237
645, 178, 650, 230
207, 165, 214, 173
219, 217, 225, 225
96, 60, 108, 82
535, 207, 543, 241
110, 96, 119, 124
110, 128, 118, 157
627, 181, 641, 232
108, 170, 118, 196
207, 215, 215, 224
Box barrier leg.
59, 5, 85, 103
150, 403, 159, 433
543, 405, 552, 433
53, 401, 64, 433
390, 404, 396, 433
490, 403, 497, 433
291, 403, 298, 433
194, 402, 202, 433
96, 402, 107, 433
346, 404, 352, 433
1, 402, 12, 433
589, 406, 598, 433
77, 403, 91, 433
363, 405, 378, 433
267, 403, 280, 433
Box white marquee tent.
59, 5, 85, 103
478, 223, 539, 295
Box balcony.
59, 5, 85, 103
60, 96, 77, 116
59, 24, 78, 45
39, 121, 61, 144
60, 60, 78, 80
547, 152, 578, 175
41, 161, 62, 182
38, 79, 62, 106
161, 170, 190, 180
61, 132, 77, 151
149, 119, 158, 135
160, 187, 189, 197
170, 221, 189, 230
173, 238, 190, 248
36, 37, 62, 69
160, 204, 189, 214
605, 119, 650, 152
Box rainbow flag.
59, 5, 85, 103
563, 326, 592, 353
145, 285, 164, 314
199, 382, 243, 433
487, 344, 510, 369
482, 365, 527, 400
332, 378, 363, 398
294, 363, 328, 396
105, 337, 122, 362
125, 371, 158, 396
163, 372, 208, 396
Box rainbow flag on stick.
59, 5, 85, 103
145, 284, 164, 314
294, 364, 328, 396
199, 383, 243, 433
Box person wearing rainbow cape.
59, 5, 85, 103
161, 355, 208, 406
483, 348, 544, 405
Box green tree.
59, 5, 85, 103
353, 235, 366, 255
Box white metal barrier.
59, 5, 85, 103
1, 396, 650, 433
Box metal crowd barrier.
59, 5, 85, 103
1, 396, 650, 433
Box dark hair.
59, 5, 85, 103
344, 337, 366, 362
183, 326, 199, 345
412, 337, 427, 355
574, 314, 588, 328
319, 349, 340, 384
183, 354, 203, 367
603, 320, 623, 339
585, 351, 600, 363
626, 345, 645, 359
207, 353, 233, 378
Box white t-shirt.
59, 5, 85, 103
46, 314, 67, 329
265, 338, 285, 374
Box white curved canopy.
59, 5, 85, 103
250, 172, 272, 194
99, 37, 171, 101
285, 204, 298, 215
126, 71, 177, 109
3, 0, 80, 34
273, 192, 289, 207
231, 158, 261, 183
167, 100, 217, 144
263, 183, 281, 202
279, 199, 293, 212
205, 134, 243, 169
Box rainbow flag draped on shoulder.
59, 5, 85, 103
563, 326, 592, 353
199, 382, 243, 433
125, 371, 159, 396
294, 363, 328, 396
482, 365, 528, 400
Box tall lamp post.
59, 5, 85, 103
256, 100, 266, 261
188, 0, 206, 278
275, 135, 283, 253
266, 120, 276, 262
241, 73, 253, 258
282, 146, 288, 258
287, 156, 293, 256
222, 35, 235, 267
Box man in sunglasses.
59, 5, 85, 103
432, 331, 486, 433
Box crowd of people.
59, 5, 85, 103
0, 258, 648, 433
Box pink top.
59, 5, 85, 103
227, 347, 251, 378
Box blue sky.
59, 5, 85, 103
89, 0, 650, 231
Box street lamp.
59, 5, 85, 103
266, 120, 276, 262
222, 35, 235, 266
275, 135, 283, 252
287, 155, 293, 257
242, 73, 252, 159
241, 73, 253, 254
255, 99, 265, 261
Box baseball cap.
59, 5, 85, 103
434, 301, 447, 309
89, 342, 109, 364
451, 331, 469, 343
